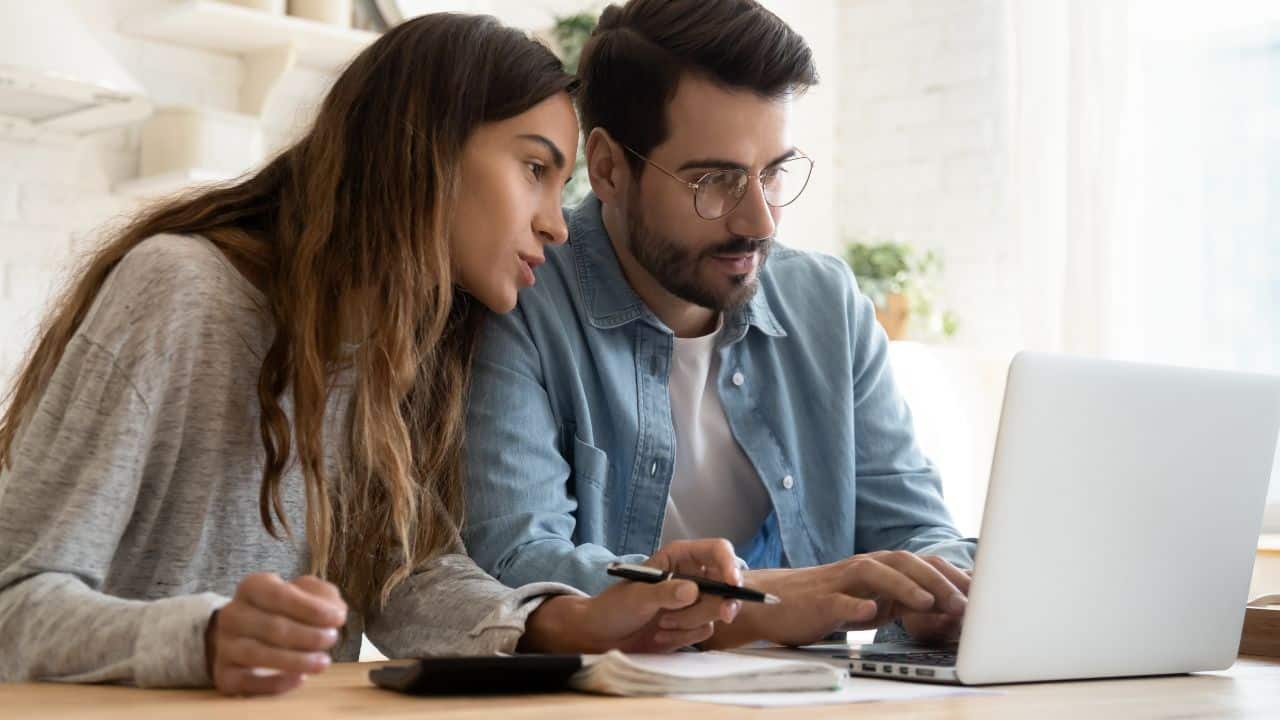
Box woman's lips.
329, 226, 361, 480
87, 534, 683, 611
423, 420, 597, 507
517, 253, 544, 287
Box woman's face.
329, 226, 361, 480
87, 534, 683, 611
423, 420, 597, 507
451, 92, 580, 313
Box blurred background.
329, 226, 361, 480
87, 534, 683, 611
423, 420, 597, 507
0, 1, 1276, 567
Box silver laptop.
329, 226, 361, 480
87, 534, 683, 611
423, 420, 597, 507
810, 352, 1280, 685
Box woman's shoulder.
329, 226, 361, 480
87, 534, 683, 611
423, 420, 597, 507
107, 234, 261, 307
78, 233, 272, 373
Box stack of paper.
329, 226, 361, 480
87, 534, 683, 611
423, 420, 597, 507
569, 650, 843, 696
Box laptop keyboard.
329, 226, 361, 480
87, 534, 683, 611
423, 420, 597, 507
857, 650, 958, 667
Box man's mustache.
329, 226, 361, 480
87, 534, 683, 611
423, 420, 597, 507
703, 236, 773, 258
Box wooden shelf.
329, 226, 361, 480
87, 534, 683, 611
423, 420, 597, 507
120, 0, 378, 70
1241, 605, 1280, 658
1261, 534, 1280, 555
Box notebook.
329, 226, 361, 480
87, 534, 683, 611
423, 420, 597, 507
369, 650, 843, 697
571, 650, 843, 696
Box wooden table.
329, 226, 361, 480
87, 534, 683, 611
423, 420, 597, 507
5, 657, 1279, 719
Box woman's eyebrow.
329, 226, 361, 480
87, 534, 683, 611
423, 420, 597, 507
517, 134, 566, 169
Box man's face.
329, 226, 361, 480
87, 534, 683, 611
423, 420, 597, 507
623, 74, 798, 312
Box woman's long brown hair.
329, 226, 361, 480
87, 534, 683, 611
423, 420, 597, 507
0, 14, 575, 613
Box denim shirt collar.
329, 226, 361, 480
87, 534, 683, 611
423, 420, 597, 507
568, 194, 787, 341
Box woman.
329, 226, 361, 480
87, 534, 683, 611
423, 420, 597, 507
0, 13, 740, 696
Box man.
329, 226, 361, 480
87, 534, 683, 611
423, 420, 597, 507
464, 0, 975, 648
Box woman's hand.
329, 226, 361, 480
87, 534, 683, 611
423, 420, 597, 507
521, 539, 743, 653
206, 573, 348, 696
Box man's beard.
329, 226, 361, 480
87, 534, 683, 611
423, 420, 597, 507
624, 201, 772, 313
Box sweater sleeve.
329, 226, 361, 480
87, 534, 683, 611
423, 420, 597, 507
364, 541, 587, 658
0, 335, 226, 687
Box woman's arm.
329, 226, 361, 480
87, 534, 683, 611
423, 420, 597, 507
0, 335, 225, 687
365, 539, 744, 656
363, 549, 580, 657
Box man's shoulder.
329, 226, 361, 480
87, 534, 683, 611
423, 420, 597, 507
748, 245, 866, 343
516, 239, 583, 312
479, 239, 587, 361
759, 245, 858, 300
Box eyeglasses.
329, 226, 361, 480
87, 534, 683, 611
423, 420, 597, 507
622, 145, 814, 221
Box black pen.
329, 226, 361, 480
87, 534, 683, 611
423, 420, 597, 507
606, 561, 781, 604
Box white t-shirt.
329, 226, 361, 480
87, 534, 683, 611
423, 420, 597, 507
659, 322, 772, 550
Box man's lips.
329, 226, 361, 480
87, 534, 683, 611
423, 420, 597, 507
710, 251, 758, 274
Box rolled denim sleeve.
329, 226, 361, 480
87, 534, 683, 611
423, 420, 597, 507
463, 307, 648, 595
844, 268, 976, 570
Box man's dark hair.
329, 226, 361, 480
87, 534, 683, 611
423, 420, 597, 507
577, 0, 819, 174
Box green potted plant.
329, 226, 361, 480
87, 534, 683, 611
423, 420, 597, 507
841, 238, 958, 342
551, 11, 597, 73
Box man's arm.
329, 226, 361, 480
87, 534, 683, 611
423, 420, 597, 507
463, 307, 647, 594
843, 264, 976, 569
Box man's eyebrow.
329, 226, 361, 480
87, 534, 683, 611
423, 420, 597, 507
676, 148, 800, 173
517, 134, 566, 169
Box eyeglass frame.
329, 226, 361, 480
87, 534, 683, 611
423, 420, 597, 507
620, 144, 815, 220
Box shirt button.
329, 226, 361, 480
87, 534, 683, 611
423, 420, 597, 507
732, 371, 745, 386
782, 475, 795, 490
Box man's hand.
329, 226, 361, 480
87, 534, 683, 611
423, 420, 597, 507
901, 561, 971, 644
206, 574, 348, 696
520, 539, 742, 653
702, 551, 969, 649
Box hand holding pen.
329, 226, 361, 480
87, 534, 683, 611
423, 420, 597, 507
608, 561, 781, 604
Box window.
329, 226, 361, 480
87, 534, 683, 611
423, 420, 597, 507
1131, 10, 1280, 530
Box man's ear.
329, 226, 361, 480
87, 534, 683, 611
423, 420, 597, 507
586, 127, 629, 205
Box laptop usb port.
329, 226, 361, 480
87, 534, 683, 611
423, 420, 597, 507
881, 665, 894, 673
861, 663, 877, 672
898, 667, 910, 675
916, 668, 936, 678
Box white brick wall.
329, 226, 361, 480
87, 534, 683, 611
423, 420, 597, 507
0, 182, 18, 224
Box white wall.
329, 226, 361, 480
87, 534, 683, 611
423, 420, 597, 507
759, 0, 839, 256
394, 0, 602, 30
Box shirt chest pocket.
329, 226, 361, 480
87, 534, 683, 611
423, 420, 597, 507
570, 435, 610, 490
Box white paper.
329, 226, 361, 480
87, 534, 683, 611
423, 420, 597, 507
582, 650, 835, 678
572, 650, 842, 695
673, 677, 996, 708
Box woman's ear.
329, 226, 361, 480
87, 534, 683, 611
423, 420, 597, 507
586, 127, 628, 205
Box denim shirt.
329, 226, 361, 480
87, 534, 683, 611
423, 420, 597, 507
464, 195, 975, 595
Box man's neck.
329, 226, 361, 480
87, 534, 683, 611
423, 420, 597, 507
602, 203, 719, 338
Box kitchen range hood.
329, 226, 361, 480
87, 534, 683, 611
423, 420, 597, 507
0, 1, 151, 141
